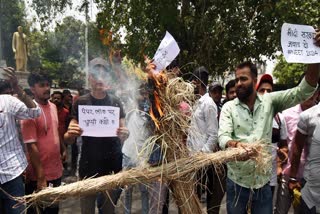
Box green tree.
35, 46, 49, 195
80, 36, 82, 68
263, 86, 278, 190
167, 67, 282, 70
273, 55, 305, 86
30, 0, 72, 30
27, 16, 89, 88
29, 0, 320, 77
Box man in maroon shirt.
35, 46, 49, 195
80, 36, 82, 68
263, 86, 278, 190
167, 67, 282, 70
51, 91, 70, 140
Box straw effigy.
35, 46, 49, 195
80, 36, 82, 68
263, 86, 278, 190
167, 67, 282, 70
147, 75, 203, 213
17, 144, 265, 207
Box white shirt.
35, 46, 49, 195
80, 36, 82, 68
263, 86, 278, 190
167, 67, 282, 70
187, 93, 219, 153
0, 95, 40, 184
122, 110, 151, 167
297, 104, 320, 209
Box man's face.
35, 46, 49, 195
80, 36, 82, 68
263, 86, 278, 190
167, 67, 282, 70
31, 81, 51, 101
52, 94, 63, 107
302, 90, 320, 109
192, 79, 201, 95
18, 26, 23, 33
235, 67, 257, 102
89, 65, 113, 91
209, 88, 223, 104
227, 86, 237, 100
137, 89, 150, 112
63, 94, 73, 105
257, 82, 273, 95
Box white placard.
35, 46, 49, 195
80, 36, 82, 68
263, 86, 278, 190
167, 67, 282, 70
153, 31, 180, 73
281, 23, 320, 63
78, 105, 120, 137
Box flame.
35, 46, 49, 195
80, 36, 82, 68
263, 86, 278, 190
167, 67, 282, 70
99, 29, 113, 46
146, 57, 168, 129
149, 88, 165, 129
149, 106, 160, 129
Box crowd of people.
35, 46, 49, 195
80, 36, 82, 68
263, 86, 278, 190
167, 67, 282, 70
0, 31, 319, 214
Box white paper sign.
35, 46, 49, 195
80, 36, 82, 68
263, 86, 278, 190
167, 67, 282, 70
78, 105, 120, 137
281, 23, 320, 63
153, 31, 180, 73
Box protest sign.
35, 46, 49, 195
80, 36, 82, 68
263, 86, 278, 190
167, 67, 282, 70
153, 31, 180, 73
78, 105, 120, 137
281, 23, 320, 63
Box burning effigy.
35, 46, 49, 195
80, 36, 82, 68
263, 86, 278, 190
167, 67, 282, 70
15, 55, 271, 213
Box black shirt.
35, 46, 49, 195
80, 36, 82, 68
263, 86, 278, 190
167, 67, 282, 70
72, 93, 125, 178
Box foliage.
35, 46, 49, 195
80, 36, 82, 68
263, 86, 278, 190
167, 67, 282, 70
28, 17, 89, 88
273, 55, 305, 86
29, 0, 320, 78
91, 0, 320, 76
30, 0, 72, 30
0, 0, 26, 67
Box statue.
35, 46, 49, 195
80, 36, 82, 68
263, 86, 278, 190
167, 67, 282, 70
12, 26, 27, 71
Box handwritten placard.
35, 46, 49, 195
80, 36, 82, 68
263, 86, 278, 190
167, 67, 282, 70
281, 23, 320, 63
153, 31, 180, 73
78, 105, 120, 137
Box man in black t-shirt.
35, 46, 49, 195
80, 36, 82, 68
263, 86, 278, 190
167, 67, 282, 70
64, 57, 129, 214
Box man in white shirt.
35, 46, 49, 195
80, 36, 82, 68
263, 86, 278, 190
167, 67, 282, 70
0, 67, 40, 214
187, 66, 220, 214
289, 103, 320, 213
187, 66, 218, 153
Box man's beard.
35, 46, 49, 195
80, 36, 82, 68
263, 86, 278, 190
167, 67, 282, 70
194, 87, 199, 95
236, 83, 254, 102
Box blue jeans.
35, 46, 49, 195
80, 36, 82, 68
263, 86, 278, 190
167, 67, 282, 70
124, 184, 149, 214
226, 178, 272, 214
122, 155, 149, 214
0, 175, 25, 214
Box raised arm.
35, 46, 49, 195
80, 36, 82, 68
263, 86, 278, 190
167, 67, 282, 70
4, 67, 36, 108
305, 29, 320, 87
272, 31, 320, 112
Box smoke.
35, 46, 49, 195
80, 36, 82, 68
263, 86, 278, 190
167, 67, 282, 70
87, 55, 147, 113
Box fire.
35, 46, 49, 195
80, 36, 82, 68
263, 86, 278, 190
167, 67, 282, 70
149, 107, 160, 129
145, 57, 168, 129
149, 88, 164, 129
99, 29, 113, 46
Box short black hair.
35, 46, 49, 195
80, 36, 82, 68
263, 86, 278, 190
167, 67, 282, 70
28, 73, 52, 87
236, 61, 258, 78
259, 79, 273, 87
62, 89, 71, 96
0, 79, 11, 94
192, 66, 209, 87
52, 91, 63, 98
226, 79, 236, 94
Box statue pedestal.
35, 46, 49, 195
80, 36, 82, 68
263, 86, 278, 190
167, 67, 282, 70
15, 71, 30, 89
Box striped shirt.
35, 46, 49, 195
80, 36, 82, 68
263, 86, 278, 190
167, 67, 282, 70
0, 95, 40, 184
